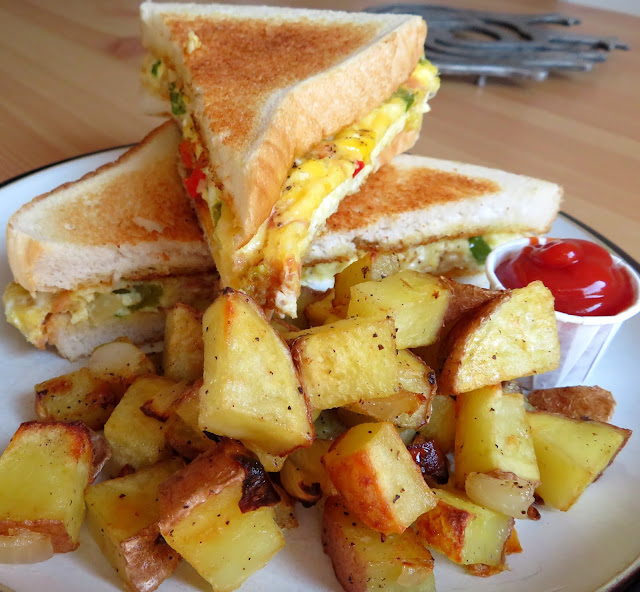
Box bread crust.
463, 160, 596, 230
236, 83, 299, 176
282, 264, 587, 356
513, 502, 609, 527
140, 2, 427, 241
7, 121, 213, 294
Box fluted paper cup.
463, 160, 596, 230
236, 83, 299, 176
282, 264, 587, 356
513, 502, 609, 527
485, 237, 640, 389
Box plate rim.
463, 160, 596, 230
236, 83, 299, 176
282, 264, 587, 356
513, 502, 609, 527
1, 147, 639, 592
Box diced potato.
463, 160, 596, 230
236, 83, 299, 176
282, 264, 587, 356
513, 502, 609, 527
323, 495, 435, 592
271, 484, 298, 530
88, 340, 155, 383
199, 289, 313, 457
0, 421, 94, 552
290, 316, 399, 410
333, 252, 401, 308
414, 488, 514, 567
243, 444, 286, 473
304, 289, 336, 326
164, 414, 216, 461
314, 410, 348, 440
139, 380, 187, 422
104, 376, 180, 470
346, 351, 435, 429
158, 440, 284, 592
323, 422, 436, 534
35, 367, 124, 430
440, 281, 560, 394
163, 382, 218, 461
280, 439, 336, 504
418, 392, 456, 454
528, 385, 616, 422
163, 303, 204, 383
454, 385, 540, 487
528, 411, 631, 511
348, 271, 451, 349
85, 459, 184, 592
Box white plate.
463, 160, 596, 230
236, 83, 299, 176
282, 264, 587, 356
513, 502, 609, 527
0, 150, 638, 592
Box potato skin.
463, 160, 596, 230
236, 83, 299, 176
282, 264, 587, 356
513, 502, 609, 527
528, 386, 615, 422
158, 439, 280, 532
322, 495, 435, 592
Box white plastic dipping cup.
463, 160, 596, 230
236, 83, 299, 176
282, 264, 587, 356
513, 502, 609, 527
485, 237, 640, 390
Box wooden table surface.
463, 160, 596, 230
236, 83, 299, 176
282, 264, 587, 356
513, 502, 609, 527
0, 3, 639, 591
0, 0, 638, 267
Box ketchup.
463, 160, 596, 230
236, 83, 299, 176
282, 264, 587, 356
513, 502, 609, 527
496, 238, 634, 316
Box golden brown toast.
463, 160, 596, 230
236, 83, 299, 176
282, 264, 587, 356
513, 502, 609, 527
7, 121, 213, 294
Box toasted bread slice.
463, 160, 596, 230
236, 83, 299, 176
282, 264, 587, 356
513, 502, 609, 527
140, 2, 427, 240
303, 155, 562, 285
4, 121, 220, 359
7, 121, 213, 295
140, 3, 437, 316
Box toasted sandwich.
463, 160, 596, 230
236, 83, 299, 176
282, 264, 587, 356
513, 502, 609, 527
302, 154, 563, 289
140, 2, 439, 317
4, 122, 219, 360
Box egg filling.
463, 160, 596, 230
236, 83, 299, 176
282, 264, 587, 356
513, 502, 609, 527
146, 56, 439, 316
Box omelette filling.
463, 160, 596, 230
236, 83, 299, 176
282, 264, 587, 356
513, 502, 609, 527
146, 55, 439, 316
4, 275, 218, 349
301, 233, 528, 291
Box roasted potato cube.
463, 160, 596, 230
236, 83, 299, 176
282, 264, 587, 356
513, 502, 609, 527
280, 439, 336, 504
164, 382, 218, 461
164, 414, 216, 461
314, 410, 348, 440
163, 303, 204, 383
333, 252, 400, 308
243, 444, 286, 473
0, 421, 94, 552
35, 367, 124, 430
441, 281, 560, 394
271, 483, 298, 530
528, 411, 631, 511
418, 392, 456, 454
323, 422, 436, 534
158, 440, 284, 592
199, 289, 313, 457
454, 384, 540, 488
323, 495, 435, 592
528, 385, 616, 422
104, 376, 181, 470
414, 488, 514, 567
139, 380, 187, 422
348, 271, 451, 348
85, 458, 185, 592
88, 340, 155, 383
345, 351, 435, 429
290, 316, 399, 410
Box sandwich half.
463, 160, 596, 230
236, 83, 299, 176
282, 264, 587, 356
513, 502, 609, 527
4, 122, 219, 360
140, 2, 439, 316
302, 154, 563, 289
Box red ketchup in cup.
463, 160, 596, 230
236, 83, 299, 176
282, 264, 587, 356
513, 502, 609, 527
495, 238, 634, 316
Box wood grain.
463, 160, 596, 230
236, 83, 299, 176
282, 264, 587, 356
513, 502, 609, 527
0, 0, 638, 261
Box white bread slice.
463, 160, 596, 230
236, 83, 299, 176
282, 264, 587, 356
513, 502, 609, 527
47, 310, 167, 361
140, 2, 427, 241
305, 154, 563, 266
6, 121, 213, 295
